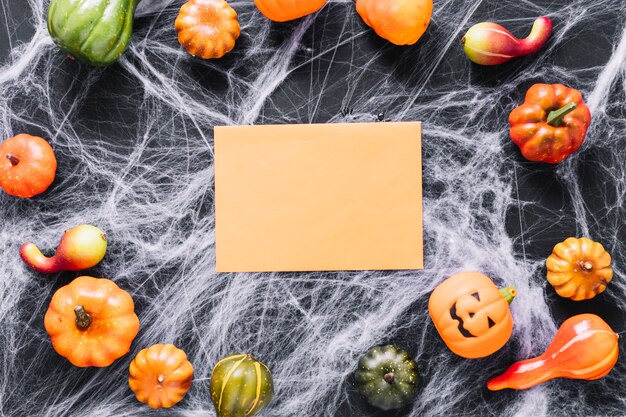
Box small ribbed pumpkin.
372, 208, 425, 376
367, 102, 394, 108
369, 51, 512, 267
254, 0, 327, 22
210, 354, 274, 417
546, 237, 613, 300
175, 0, 240, 60
129, 344, 194, 409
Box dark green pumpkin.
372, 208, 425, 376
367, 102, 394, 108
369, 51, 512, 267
355, 345, 419, 410
210, 354, 274, 417
47, 0, 140, 66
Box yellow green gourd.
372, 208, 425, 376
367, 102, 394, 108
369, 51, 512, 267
210, 354, 274, 417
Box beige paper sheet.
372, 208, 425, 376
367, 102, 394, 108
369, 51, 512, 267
214, 122, 423, 272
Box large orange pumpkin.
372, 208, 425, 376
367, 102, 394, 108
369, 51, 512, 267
356, 0, 433, 45
129, 344, 194, 409
44, 276, 140, 367
428, 272, 516, 359
254, 0, 327, 22
546, 237, 613, 300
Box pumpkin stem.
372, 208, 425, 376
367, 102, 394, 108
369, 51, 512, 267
246, 354, 254, 360
383, 372, 395, 384
581, 261, 593, 271
74, 305, 92, 330
6, 154, 20, 166
547, 103, 577, 127
499, 286, 517, 305
157, 374, 165, 383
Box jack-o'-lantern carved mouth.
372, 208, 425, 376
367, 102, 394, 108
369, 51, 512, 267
449, 292, 496, 338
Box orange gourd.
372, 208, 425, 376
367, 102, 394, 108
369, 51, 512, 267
175, 0, 240, 60
546, 237, 613, 301
129, 344, 194, 409
44, 276, 140, 367
356, 0, 433, 46
488, 314, 619, 390
0, 134, 57, 198
254, 0, 327, 22
428, 272, 516, 359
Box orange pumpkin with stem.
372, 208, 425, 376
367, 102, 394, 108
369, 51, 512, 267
0, 134, 57, 198
254, 0, 327, 22
44, 276, 140, 367
129, 344, 194, 409
175, 0, 240, 60
429, 272, 516, 359
356, 0, 433, 45
546, 237, 613, 300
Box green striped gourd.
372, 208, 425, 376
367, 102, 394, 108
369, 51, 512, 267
210, 354, 274, 417
47, 0, 140, 66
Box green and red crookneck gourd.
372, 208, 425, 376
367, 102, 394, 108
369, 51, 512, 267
20, 224, 108, 274
462, 17, 552, 65
48, 0, 140, 66
355, 345, 419, 410
210, 354, 274, 417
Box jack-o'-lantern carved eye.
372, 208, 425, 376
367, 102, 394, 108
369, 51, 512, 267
429, 272, 517, 359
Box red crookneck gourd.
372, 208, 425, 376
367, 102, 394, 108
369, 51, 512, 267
488, 314, 619, 390
20, 224, 107, 274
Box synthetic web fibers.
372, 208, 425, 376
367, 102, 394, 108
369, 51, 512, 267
0, 0, 625, 416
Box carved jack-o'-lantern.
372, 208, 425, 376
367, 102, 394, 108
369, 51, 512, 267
428, 272, 516, 359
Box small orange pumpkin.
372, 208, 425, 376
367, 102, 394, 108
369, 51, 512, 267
44, 276, 140, 367
356, 0, 433, 46
175, 0, 240, 60
129, 344, 194, 409
254, 0, 327, 22
546, 237, 613, 301
428, 272, 516, 359
0, 134, 57, 198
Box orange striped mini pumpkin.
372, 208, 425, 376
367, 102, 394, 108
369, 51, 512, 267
129, 344, 194, 409
546, 237, 613, 300
175, 0, 240, 59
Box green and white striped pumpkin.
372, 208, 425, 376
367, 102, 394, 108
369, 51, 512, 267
210, 354, 274, 417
